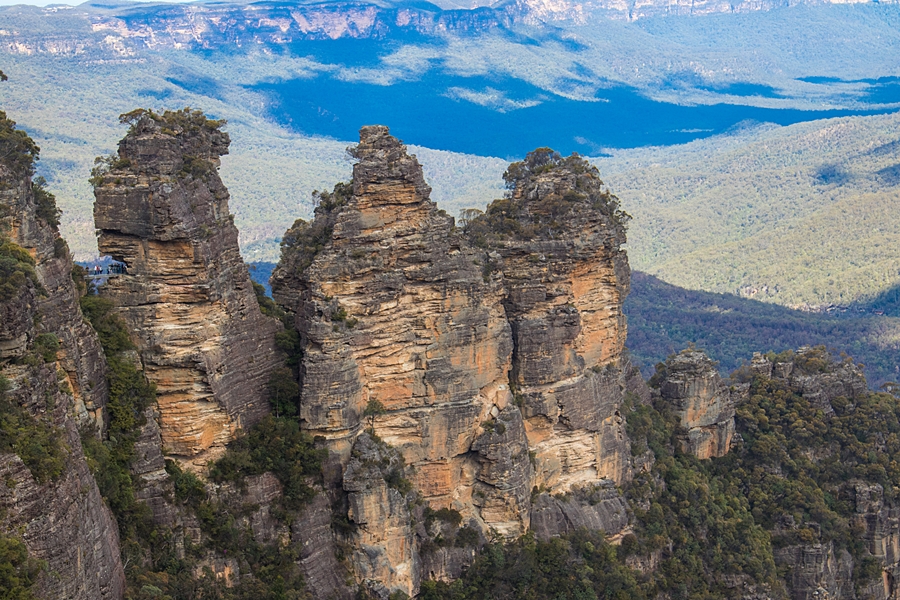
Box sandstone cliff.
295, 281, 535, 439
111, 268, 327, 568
465, 148, 633, 491
0, 111, 125, 599
92, 109, 282, 471
272, 126, 529, 594
655, 347, 736, 459
272, 128, 636, 597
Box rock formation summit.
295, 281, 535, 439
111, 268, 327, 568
271, 127, 639, 596
464, 148, 633, 490
92, 108, 281, 469
272, 124, 521, 524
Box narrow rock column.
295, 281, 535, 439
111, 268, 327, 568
93, 109, 281, 470
465, 149, 633, 491
657, 348, 735, 459
272, 126, 531, 549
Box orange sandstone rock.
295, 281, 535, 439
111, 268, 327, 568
93, 109, 282, 471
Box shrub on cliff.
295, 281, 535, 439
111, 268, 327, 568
0, 238, 40, 302
0, 534, 42, 600
0, 111, 39, 179
278, 181, 352, 274
0, 375, 66, 484
31, 177, 60, 230
210, 415, 326, 512
465, 147, 629, 246
419, 530, 647, 600
119, 107, 226, 135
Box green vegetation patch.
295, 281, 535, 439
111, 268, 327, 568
420, 530, 647, 600
0, 374, 66, 484
209, 415, 326, 513
0, 239, 39, 302
624, 271, 900, 386
163, 459, 307, 597
78, 294, 157, 545
0, 533, 42, 600
464, 148, 628, 247
278, 181, 352, 275
119, 107, 225, 136
0, 111, 39, 179
31, 177, 60, 230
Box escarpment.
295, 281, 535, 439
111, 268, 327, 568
464, 149, 633, 491
10, 108, 900, 600
92, 109, 282, 470
0, 112, 125, 599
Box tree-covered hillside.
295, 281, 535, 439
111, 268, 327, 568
625, 272, 900, 387
600, 112, 900, 308
422, 348, 900, 599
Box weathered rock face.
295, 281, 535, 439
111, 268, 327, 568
852, 482, 900, 600
272, 126, 520, 532
343, 432, 420, 596
93, 110, 282, 470
0, 363, 126, 600
466, 150, 632, 491
0, 140, 110, 431
0, 114, 125, 599
272, 129, 636, 596
657, 348, 735, 459
530, 480, 630, 542
774, 542, 855, 600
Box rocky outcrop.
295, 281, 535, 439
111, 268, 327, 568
272, 129, 635, 596
774, 542, 855, 600
466, 148, 632, 491
93, 109, 282, 470
852, 483, 900, 595
343, 432, 419, 596
657, 348, 735, 459
0, 112, 125, 599
530, 481, 630, 542
272, 126, 520, 536
750, 347, 868, 415
0, 363, 126, 600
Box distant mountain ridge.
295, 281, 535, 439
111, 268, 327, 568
3, 0, 899, 58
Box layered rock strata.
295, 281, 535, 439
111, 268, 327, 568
0, 113, 125, 599
93, 109, 281, 470
530, 480, 630, 542
1, 140, 109, 431
272, 126, 521, 537
272, 129, 635, 596
466, 149, 633, 491
656, 348, 736, 459
343, 433, 420, 593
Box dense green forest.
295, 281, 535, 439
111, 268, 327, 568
600, 112, 900, 308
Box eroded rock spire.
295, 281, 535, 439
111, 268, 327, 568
464, 147, 634, 490
92, 108, 281, 470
